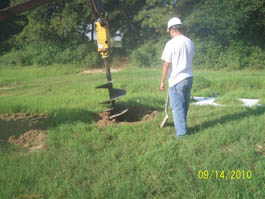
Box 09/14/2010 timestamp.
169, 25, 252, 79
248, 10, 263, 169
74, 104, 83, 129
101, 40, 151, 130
198, 170, 252, 180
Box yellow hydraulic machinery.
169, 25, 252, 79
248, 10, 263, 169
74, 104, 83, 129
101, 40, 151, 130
95, 20, 111, 58
91, 0, 128, 119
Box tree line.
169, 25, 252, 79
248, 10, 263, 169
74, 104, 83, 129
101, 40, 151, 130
0, 0, 264, 69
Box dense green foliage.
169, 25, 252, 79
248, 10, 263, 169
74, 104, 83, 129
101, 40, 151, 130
0, 66, 264, 198
130, 0, 265, 69
0, 0, 28, 53
0, 40, 103, 66
0, 0, 264, 69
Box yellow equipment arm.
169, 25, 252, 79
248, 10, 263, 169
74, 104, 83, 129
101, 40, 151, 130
95, 19, 111, 59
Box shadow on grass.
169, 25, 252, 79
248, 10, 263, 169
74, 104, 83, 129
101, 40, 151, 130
126, 99, 164, 112
188, 106, 265, 134
0, 97, 163, 146
113, 102, 160, 123
49, 108, 98, 126
0, 108, 97, 147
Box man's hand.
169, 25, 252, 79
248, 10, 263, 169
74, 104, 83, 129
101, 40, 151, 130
160, 82, 165, 91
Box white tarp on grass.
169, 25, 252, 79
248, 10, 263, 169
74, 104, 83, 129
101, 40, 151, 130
192, 97, 260, 107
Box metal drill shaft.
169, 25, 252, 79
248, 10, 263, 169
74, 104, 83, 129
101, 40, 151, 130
104, 58, 115, 108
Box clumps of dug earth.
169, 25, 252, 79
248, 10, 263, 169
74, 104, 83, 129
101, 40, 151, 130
8, 130, 46, 152
97, 106, 157, 127
0, 113, 48, 152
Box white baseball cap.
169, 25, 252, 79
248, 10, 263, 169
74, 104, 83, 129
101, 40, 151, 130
167, 17, 182, 32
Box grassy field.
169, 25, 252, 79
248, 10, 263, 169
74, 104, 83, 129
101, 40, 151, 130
0, 64, 264, 199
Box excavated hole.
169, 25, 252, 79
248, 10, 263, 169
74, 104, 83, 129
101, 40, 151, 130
97, 106, 157, 127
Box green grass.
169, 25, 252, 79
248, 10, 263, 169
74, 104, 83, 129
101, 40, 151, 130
214, 96, 244, 106
0, 65, 264, 198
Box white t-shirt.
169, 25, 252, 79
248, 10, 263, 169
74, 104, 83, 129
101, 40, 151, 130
161, 35, 194, 87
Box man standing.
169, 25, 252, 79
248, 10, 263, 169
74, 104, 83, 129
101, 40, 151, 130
160, 17, 194, 137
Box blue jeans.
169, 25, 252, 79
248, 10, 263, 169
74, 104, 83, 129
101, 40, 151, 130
169, 77, 193, 136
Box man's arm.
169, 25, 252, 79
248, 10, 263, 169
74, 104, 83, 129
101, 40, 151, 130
160, 61, 171, 91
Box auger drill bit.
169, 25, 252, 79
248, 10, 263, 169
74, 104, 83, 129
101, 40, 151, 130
96, 59, 128, 120
92, 1, 128, 119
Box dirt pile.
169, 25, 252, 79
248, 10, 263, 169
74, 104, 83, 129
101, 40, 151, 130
97, 106, 157, 127
8, 130, 46, 151
0, 113, 48, 151
97, 112, 114, 127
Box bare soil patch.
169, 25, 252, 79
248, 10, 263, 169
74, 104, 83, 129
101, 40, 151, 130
80, 57, 130, 74
0, 113, 48, 151
80, 67, 123, 74
97, 106, 157, 127
0, 86, 16, 90
254, 144, 265, 157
